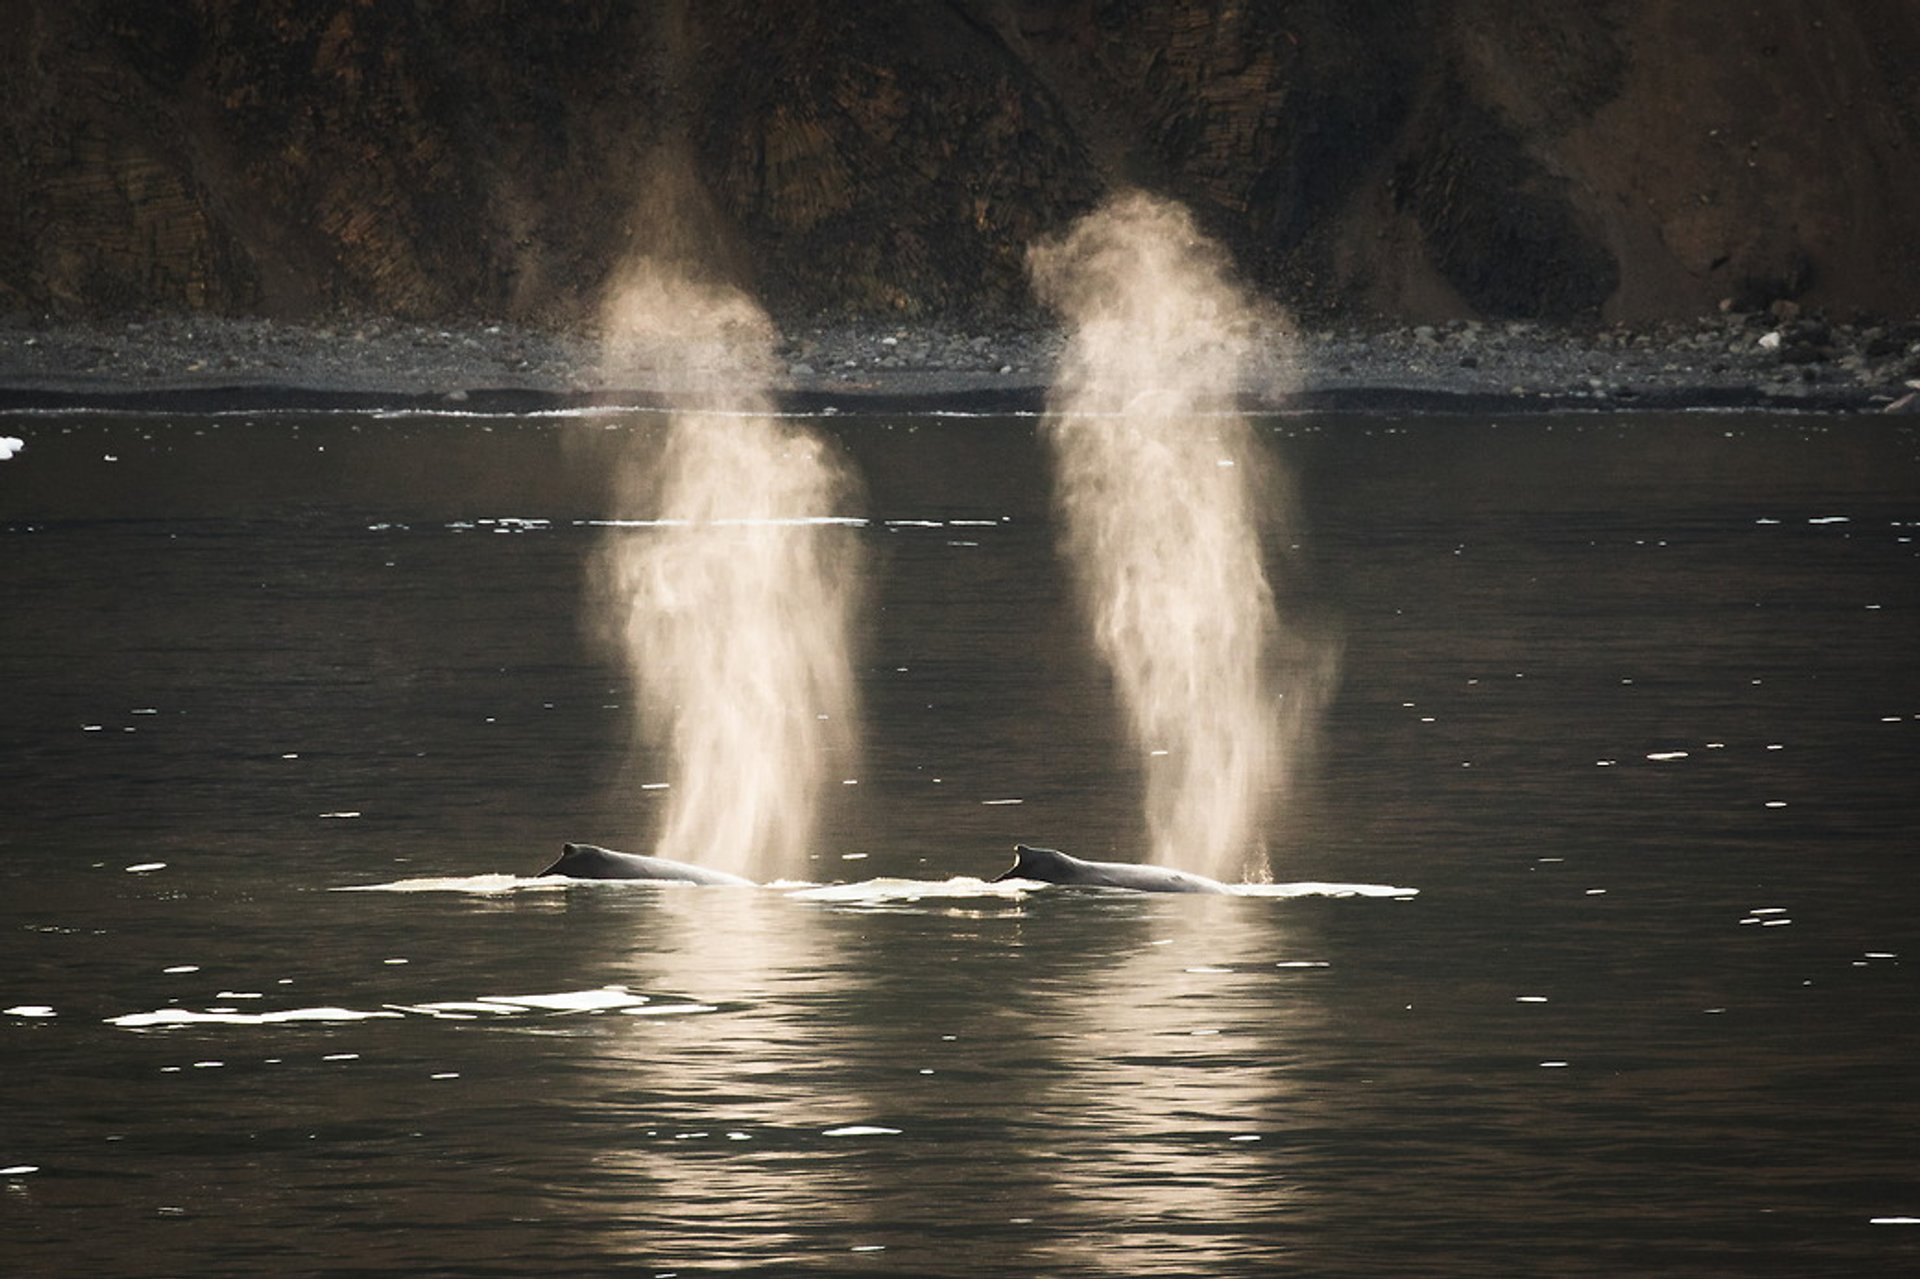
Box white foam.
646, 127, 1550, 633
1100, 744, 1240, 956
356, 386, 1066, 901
108, 1006, 402, 1028
471, 987, 649, 1013
5, 1005, 55, 1018
621, 1003, 718, 1017
823, 1125, 901, 1137
1231, 881, 1420, 899
581, 515, 866, 529
0, 436, 23, 461
333, 874, 563, 893
788, 876, 1032, 904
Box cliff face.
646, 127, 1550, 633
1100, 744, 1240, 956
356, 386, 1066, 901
4, 0, 1917, 323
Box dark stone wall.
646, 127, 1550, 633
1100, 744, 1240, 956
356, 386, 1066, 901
4, 0, 1917, 323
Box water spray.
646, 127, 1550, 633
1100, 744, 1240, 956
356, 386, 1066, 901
1028, 190, 1328, 881
596, 249, 863, 884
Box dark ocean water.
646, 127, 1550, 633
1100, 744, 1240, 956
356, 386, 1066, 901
2, 408, 1917, 1276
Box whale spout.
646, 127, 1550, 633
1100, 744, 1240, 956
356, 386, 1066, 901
992, 843, 1230, 894
539, 842, 757, 886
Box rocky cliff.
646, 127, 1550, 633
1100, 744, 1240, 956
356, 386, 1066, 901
4, 0, 1916, 324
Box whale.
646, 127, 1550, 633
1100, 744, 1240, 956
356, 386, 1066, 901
539, 842, 756, 886
991, 843, 1231, 894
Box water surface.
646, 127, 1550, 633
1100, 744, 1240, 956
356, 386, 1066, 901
3, 409, 1917, 1276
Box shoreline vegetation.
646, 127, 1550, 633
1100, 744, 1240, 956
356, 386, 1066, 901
3, 309, 1917, 414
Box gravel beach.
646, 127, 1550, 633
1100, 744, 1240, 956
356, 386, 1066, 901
2, 310, 1917, 414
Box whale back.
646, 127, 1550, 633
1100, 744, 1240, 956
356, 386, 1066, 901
993, 843, 1228, 893
540, 843, 756, 886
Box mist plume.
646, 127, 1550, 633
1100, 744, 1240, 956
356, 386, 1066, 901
1028, 190, 1327, 881
594, 157, 863, 882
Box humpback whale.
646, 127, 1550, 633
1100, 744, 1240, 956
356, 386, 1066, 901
539, 843, 756, 886
992, 844, 1231, 894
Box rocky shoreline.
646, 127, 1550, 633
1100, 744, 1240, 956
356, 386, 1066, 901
2, 310, 1917, 414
